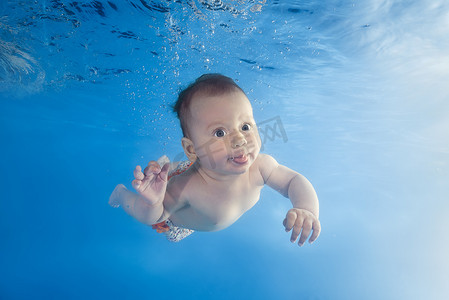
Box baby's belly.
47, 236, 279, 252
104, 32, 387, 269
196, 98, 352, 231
171, 206, 241, 231
171, 195, 260, 231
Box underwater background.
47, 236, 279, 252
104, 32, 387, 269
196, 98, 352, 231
1, 1, 448, 299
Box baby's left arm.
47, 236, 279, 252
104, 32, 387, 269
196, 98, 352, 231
258, 154, 321, 246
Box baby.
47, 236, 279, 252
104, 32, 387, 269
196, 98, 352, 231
109, 73, 320, 246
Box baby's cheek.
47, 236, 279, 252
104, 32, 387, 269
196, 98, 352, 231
248, 133, 262, 149
196, 139, 228, 159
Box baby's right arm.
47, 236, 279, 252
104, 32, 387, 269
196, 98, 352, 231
130, 160, 171, 225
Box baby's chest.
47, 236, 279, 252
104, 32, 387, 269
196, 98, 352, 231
191, 185, 262, 225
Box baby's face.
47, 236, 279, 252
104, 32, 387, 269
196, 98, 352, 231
186, 90, 261, 175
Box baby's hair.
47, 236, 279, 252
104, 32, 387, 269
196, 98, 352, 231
173, 73, 245, 137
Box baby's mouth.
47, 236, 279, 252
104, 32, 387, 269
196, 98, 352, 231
229, 154, 248, 164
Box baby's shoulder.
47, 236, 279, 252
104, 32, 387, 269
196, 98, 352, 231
166, 163, 198, 197
254, 153, 279, 169
253, 154, 280, 183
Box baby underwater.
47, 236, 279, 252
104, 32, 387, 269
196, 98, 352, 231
109, 74, 321, 245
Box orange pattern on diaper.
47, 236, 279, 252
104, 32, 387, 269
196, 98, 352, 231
152, 222, 170, 233
168, 161, 193, 180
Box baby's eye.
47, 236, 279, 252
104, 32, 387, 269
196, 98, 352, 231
242, 123, 252, 131
214, 129, 226, 137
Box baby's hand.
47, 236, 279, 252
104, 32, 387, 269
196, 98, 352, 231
132, 160, 170, 205
283, 208, 321, 246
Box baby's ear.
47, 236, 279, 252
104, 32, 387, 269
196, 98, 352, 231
181, 137, 197, 162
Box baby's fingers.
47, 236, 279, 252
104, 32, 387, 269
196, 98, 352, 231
159, 163, 170, 181
144, 161, 161, 176
296, 218, 321, 246
308, 220, 321, 244
284, 208, 321, 246
134, 165, 145, 180
132, 179, 142, 191
289, 217, 304, 244
297, 219, 313, 246
283, 209, 298, 232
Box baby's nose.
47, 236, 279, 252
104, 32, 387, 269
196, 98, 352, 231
231, 132, 247, 148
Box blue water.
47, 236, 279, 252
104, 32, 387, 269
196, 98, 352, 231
1, 1, 449, 299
